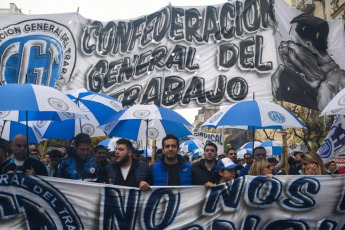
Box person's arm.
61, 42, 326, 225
274, 148, 286, 173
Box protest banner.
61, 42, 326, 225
1, 174, 345, 229
1, 1, 344, 110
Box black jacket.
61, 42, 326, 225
106, 157, 151, 187
192, 159, 218, 185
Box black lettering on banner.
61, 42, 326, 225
129, 17, 146, 52
255, 35, 272, 72
182, 76, 206, 104
81, 21, 102, 55
104, 59, 123, 89
154, 7, 171, 42
98, 22, 116, 56
113, 21, 133, 54
203, 6, 221, 42
122, 85, 142, 107
171, 8, 184, 41
149, 46, 168, 71
162, 76, 185, 106
141, 12, 157, 47
220, 3, 236, 40
227, 77, 248, 101
88, 60, 108, 92
243, 0, 260, 32
218, 43, 239, 69
141, 77, 162, 105
206, 75, 226, 104
185, 8, 203, 43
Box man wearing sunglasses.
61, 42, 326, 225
0, 134, 48, 176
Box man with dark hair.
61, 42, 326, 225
58, 133, 100, 182
94, 145, 109, 169
243, 153, 253, 167
288, 151, 303, 175
192, 141, 218, 185
226, 147, 243, 175
239, 146, 267, 177
106, 138, 151, 190
152, 134, 192, 186
0, 134, 48, 176
30, 149, 41, 160
47, 149, 63, 177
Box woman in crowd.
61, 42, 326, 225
300, 151, 327, 175
248, 159, 274, 179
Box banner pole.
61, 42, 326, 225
282, 130, 289, 175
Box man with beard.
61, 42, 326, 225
106, 138, 151, 190
192, 142, 218, 185
152, 134, 192, 186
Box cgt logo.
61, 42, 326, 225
0, 174, 83, 229
0, 19, 76, 87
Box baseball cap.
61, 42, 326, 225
215, 158, 240, 171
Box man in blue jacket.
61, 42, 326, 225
152, 134, 192, 186
58, 133, 100, 182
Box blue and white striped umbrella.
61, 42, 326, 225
0, 120, 45, 144
240, 141, 262, 150
101, 104, 192, 141
64, 88, 123, 125
260, 140, 293, 155
98, 137, 119, 151
0, 84, 84, 115
236, 148, 253, 159
180, 139, 205, 153
202, 100, 305, 130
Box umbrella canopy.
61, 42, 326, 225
180, 139, 205, 153
0, 120, 45, 144
240, 141, 262, 149
320, 87, 345, 116
30, 111, 107, 140
260, 140, 293, 155
237, 148, 253, 159
201, 100, 305, 129
0, 84, 84, 114
98, 137, 119, 151
101, 119, 192, 141
101, 104, 192, 141
64, 88, 123, 125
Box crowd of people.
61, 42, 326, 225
0, 133, 342, 191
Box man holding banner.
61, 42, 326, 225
152, 134, 192, 186
106, 138, 151, 191
192, 141, 218, 185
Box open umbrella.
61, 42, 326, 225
64, 88, 123, 125
101, 104, 193, 158
260, 140, 293, 155
237, 148, 253, 159
0, 120, 45, 144
30, 88, 123, 140
202, 100, 305, 154
98, 137, 119, 151
0, 84, 85, 144
320, 87, 345, 116
202, 100, 305, 129
180, 139, 205, 153
240, 141, 262, 150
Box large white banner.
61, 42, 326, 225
0, 1, 344, 111
1, 174, 345, 229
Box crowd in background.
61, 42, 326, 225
0, 133, 342, 192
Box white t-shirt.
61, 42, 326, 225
120, 166, 130, 180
